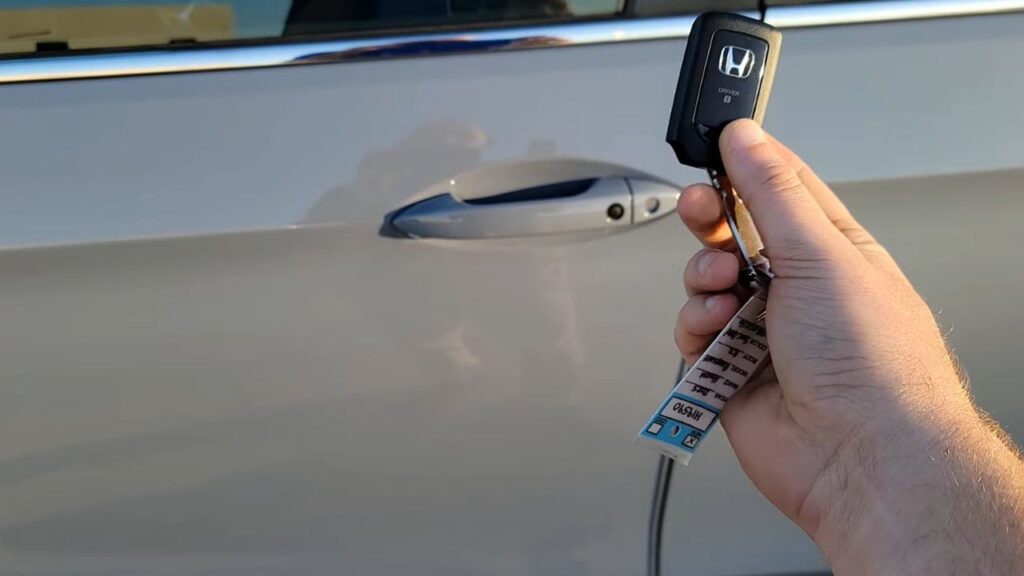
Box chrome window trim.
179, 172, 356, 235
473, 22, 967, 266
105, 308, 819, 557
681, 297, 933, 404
765, 0, 1024, 28
0, 15, 704, 85
0, 1, 1020, 85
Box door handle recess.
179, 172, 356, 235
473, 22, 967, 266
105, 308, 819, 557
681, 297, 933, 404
389, 177, 679, 239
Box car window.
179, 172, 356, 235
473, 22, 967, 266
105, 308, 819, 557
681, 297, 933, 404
763, 0, 868, 5
631, 0, 756, 17
0, 0, 625, 56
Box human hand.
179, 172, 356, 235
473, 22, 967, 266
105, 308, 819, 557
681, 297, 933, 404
675, 119, 1024, 574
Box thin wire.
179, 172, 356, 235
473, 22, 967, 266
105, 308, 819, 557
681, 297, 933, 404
646, 357, 687, 576
646, 453, 674, 576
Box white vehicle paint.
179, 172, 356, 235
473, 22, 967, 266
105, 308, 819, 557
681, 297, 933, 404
0, 2, 1019, 574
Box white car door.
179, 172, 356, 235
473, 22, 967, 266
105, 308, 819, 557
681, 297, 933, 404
0, 1, 1020, 575
0, 2, 748, 574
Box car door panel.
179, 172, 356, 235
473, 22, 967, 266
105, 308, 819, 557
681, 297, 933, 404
766, 12, 1024, 181
0, 38, 708, 575
0, 223, 675, 575
0, 4, 1018, 576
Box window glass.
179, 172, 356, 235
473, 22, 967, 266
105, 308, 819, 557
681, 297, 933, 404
764, 0, 866, 5
0, 0, 624, 56
630, 0, 756, 17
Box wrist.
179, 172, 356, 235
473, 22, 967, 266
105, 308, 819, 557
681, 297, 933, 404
798, 391, 991, 569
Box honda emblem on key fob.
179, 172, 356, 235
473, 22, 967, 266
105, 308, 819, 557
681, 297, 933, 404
719, 45, 755, 78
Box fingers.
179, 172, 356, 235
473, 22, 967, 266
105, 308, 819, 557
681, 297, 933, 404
767, 135, 877, 249
677, 184, 737, 251
684, 249, 739, 297
720, 120, 852, 266
682, 122, 893, 273
677, 250, 741, 362
675, 292, 740, 363
769, 135, 904, 275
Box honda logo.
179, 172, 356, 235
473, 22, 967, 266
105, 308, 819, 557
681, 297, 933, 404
718, 46, 755, 79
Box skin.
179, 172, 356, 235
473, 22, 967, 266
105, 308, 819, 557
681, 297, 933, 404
676, 119, 1024, 575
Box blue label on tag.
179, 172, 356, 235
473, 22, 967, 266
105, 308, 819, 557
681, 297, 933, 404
638, 289, 769, 464
639, 393, 720, 454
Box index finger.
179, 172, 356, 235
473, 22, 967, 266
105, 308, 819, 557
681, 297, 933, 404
677, 182, 737, 251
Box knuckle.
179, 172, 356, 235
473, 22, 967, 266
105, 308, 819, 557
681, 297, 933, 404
678, 297, 697, 323
678, 297, 708, 332
688, 251, 712, 291
674, 311, 697, 354
833, 217, 875, 247
757, 160, 806, 198
683, 265, 701, 296
771, 251, 834, 276
675, 304, 689, 328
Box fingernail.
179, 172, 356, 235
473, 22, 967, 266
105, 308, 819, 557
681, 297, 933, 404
727, 119, 765, 150
705, 294, 720, 311
697, 252, 715, 277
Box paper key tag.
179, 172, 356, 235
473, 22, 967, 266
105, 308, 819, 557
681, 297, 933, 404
637, 289, 770, 464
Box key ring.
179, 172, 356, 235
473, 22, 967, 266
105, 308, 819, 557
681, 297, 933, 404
707, 168, 771, 292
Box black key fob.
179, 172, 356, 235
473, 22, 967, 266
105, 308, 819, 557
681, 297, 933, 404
666, 12, 782, 170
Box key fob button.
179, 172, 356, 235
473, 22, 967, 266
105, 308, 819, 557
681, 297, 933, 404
693, 31, 770, 137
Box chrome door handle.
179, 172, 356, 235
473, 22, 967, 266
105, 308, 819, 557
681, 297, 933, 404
389, 177, 679, 239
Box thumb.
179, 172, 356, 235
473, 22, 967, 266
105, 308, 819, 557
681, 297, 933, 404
719, 120, 848, 265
